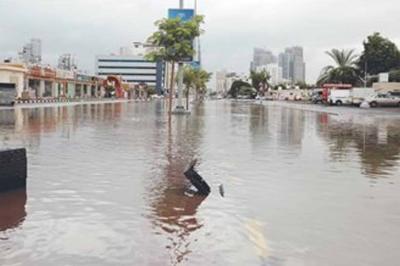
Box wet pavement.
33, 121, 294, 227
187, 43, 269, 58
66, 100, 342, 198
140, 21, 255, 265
0, 100, 400, 265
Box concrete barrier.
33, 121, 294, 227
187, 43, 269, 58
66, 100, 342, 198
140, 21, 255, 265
0, 149, 27, 192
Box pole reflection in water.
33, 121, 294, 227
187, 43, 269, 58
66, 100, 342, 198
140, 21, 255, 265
148, 105, 207, 265
0, 189, 27, 233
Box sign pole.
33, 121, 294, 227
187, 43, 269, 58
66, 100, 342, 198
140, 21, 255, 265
175, 0, 186, 113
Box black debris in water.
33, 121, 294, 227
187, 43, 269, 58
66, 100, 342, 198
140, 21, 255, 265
184, 159, 211, 196
0, 148, 27, 193
219, 184, 225, 197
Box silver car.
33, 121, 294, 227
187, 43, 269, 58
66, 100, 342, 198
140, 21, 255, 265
366, 93, 400, 107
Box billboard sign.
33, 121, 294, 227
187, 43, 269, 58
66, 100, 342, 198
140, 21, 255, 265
168, 9, 194, 22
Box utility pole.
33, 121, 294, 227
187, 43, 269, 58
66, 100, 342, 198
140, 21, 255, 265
174, 0, 186, 113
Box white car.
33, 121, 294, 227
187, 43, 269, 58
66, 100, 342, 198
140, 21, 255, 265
365, 93, 400, 107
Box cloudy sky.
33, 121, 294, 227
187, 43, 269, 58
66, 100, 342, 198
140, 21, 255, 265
1, 0, 399, 83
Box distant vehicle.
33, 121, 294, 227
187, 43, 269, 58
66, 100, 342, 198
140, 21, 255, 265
328, 89, 351, 105
0, 83, 16, 106
322, 83, 352, 103
365, 93, 400, 107
350, 87, 376, 106
311, 89, 323, 104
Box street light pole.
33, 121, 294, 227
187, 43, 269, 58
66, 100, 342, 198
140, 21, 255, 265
174, 0, 185, 113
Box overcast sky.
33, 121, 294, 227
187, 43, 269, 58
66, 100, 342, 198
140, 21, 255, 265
1, 0, 399, 83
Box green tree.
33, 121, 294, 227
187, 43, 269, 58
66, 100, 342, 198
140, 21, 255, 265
390, 69, 400, 82
317, 49, 361, 86
193, 68, 212, 102
358, 33, 400, 75
250, 69, 271, 95
228, 80, 253, 98
146, 16, 204, 113
182, 66, 196, 110
182, 66, 212, 108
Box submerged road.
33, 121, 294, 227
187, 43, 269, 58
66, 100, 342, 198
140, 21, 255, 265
1, 100, 400, 265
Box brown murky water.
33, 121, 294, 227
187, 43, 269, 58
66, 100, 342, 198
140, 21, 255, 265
0, 101, 400, 266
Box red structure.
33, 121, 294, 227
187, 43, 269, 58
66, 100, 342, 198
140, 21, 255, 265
322, 84, 352, 102
103, 76, 124, 98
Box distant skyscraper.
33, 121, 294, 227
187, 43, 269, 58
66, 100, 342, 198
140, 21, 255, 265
58, 54, 77, 70
251, 48, 276, 71
278, 46, 306, 83
19, 38, 42, 64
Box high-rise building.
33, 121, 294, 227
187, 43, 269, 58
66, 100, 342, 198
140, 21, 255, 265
19, 38, 42, 64
58, 54, 77, 71
278, 46, 306, 83
251, 48, 276, 71
95, 42, 164, 94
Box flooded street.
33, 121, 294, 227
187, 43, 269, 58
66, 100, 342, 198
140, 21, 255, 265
1, 101, 400, 266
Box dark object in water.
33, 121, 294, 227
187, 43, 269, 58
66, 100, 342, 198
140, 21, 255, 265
184, 159, 211, 196
219, 184, 225, 197
0, 148, 27, 193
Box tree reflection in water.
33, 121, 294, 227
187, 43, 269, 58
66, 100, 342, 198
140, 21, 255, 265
317, 113, 400, 178
148, 105, 207, 265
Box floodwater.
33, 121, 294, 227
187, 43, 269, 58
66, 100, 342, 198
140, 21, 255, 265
1, 101, 400, 266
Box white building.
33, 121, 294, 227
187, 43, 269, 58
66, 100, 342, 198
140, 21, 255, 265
18, 38, 42, 64
58, 54, 77, 71
95, 43, 164, 93
0, 64, 28, 98
256, 64, 283, 85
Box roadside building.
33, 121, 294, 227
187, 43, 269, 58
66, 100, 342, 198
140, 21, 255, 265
0, 63, 27, 98
18, 38, 42, 64
95, 43, 164, 95
58, 54, 78, 71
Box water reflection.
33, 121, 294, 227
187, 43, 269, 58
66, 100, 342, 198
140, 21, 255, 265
0, 103, 125, 148
148, 105, 206, 265
0, 189, 27, 232
317, 113, 400, 178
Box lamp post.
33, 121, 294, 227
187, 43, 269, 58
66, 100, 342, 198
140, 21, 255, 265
173, 0, 186, 114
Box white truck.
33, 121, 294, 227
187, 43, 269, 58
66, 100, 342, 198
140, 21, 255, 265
350, 87, 376, 106
328, 89, 351, 105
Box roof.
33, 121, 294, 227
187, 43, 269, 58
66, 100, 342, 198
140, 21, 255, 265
0, 63, 28, 73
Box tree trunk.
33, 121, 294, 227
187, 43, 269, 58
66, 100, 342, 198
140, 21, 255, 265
169, 62, 175, 115
186, 87, 190, 110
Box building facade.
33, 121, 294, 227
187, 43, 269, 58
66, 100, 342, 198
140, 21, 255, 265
58, 54, 77, 71
278, 46, 306, 83
96, 42, 164, 94
251, 48, 276, 71
18, 39, 42, 64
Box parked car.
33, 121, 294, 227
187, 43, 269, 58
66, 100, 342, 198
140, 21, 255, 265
350, 87, 376, 106
365, 93, 400, 107
328, 89, 351, 105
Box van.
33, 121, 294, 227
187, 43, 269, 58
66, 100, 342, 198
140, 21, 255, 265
328, 89, 351, 105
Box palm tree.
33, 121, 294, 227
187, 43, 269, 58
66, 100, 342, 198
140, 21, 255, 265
182, 67, 212, 108
250, 69, 271, 95
317, 49, 361, 86
193, 69, 212, 102
183, 66, 196, 110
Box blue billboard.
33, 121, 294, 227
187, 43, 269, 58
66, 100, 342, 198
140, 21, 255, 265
168, 9, 194, 21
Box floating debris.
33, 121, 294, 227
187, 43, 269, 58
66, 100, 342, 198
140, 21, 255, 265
184, 159, 211, 196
